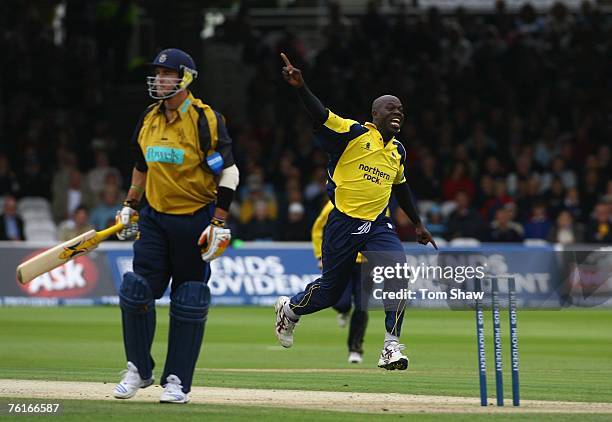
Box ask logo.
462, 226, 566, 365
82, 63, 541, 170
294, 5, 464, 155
362, 141, 371, 151
17, 252, 99, 298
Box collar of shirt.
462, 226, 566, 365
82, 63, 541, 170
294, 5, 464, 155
157, 92, 195, 121
364, 122, 398, 149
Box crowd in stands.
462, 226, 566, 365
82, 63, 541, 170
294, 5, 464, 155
1, 1, 611, 244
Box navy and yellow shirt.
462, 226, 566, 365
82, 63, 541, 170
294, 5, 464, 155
317, 110, 407, 221
131, 92, 234, 214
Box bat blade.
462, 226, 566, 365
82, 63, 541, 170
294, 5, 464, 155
16, 222, 126, 285
16, 230, 99, 284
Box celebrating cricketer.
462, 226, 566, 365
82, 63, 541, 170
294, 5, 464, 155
275, 53, 436, 370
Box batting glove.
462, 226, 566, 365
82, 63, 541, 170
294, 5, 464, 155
198, 217, 231, 262
116, 200, 140, 241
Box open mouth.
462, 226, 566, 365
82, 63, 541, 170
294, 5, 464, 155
390, 117, 402, 130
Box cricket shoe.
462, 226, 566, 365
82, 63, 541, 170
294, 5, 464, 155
113, 361, 154, 399
377, 342, 409, 370
337, 312, 350, 328
348, 352, 363, 364
160, 375, 189, 404
275, 296, 297, 348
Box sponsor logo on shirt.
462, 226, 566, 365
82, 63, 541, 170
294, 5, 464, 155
358, 163, 391, 185
146, 146, 185, 164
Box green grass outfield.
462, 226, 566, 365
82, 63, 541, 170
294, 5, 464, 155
0, 306, 611, 419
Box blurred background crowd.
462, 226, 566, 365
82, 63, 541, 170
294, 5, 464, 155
0, 0, 611, 244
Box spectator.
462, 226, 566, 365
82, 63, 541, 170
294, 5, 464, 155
19, 152, 51, 198
52, 169, 95, 222
465, 121, 496, 163
58, 205, 94, 241
541, 156, 576, 190
475, 174, 495, 211
410, 154, 442, 201
0, 195, 25, 240
534, 121, 560, 168
604, 180, 612, 203
443, 161, 475, 201
481, 179, 513, 221
547, 210, 584, 244
0, 153, 20, 196
585, 203, 612, 243
441, 21, 472, 71
303, 167, 328, 224
507, 153, 537, 197
239, 171, 278, 225
86, 150, 122, 197
543, 177, 566, 218
446, 191, 485, 240
545, 1, 574, 37
580, 169, 601, 217
563, 187, 584, 223
524, 203, 552, 239
516, 3, 545, 34
323, 1, 352, 41
239, 200, 276, 241
482, 155, 505, 179
425, 205, 446, 238
516, 175, 544, 222
90, 185, 122, 230
360, 0, 389, 41
278, 202, 308, 241
488, 205, 524, 242
597, 145, 611, 179
51, 149, 78, 200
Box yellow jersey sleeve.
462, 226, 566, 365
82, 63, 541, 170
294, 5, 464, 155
311, 201, 334, 259
392, 140, 407, 185
316, 110, 368, 153
323, 110, 361, 133
394, 163, 406, 185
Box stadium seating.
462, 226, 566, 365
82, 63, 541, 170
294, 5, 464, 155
24, 220, 58, 241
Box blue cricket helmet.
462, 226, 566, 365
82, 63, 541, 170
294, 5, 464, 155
150, 48, 197, 74
147, 48, 198, 99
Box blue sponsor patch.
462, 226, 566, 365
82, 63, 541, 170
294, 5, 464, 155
206, 151, 224, 175
146, 146, 185, 164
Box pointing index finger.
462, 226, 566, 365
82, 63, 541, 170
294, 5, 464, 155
430, 238, 439, 250
280, 52, 293, 68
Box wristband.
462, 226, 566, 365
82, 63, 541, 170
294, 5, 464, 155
130, 184, 145, 194
210, 217, 225, 227
123, 199, 141, 211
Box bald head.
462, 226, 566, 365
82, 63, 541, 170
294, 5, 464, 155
371, 95, 404, 139
372, 95, 401, 114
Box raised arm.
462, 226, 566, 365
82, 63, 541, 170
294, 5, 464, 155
281, 53, 328, 126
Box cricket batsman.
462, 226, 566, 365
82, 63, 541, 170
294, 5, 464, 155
112, 48, 239, 403
275, 53, 437, 370
312, 199, 371, 364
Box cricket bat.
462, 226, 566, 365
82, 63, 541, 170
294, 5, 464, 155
16, 222, 126, 285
